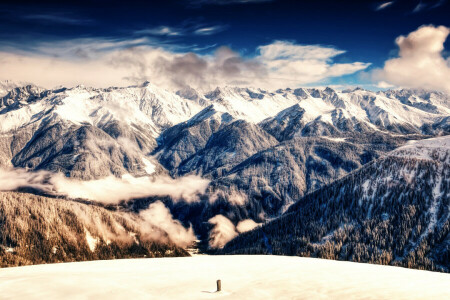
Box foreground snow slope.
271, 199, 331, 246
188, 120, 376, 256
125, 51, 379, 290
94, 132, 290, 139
0, 256, 449, 299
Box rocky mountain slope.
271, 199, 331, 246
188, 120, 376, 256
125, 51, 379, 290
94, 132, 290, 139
220, 135, 450, 272
1, 83, 448, 180
0, 82, 203, 178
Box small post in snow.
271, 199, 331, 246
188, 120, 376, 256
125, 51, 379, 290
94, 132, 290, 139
216, 279, 221, 292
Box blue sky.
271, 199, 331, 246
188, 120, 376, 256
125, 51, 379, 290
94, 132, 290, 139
0, 0, 449, 90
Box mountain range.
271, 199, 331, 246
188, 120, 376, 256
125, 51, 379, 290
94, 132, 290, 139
0, 81, 449, 270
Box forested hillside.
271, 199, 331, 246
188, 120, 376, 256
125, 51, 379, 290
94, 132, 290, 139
220, 137, 450, 272
0, 192, 188, 267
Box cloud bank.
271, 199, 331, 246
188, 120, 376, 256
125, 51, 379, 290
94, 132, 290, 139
0, 38, 369, 91
378, 25, 450, 93
0, 168, 209, 204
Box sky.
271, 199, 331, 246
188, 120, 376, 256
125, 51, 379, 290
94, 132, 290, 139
0, 0, 449, 91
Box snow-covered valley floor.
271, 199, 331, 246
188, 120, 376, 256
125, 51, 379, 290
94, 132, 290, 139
0, 255, 449, 299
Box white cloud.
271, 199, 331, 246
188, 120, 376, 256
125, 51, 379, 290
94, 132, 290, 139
258, 41, 345, 60
375, 1, 394, 11
236, 219, 261, 233
255, 41, 370, 87
136, 26, 182, 36
207, 215, 262, 249
376, 81, 395, 89
208, 215, 238, 249
0, 168, 210, 204
139, 201, 196, 247
194, 26, 226, 35
378, 25, 450, 93
0, 38, 370, 91
0, 167, 201, 247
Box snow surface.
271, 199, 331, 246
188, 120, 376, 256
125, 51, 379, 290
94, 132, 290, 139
84, 229, 99, 252
141, 157, 156, 174
0, 255, 448, 299
390, 135, 450, 161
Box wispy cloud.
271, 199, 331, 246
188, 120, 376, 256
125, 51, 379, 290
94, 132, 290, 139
135, 22, 227, 37
375, 1, 394, 11
430, 0, 447, 9
135, 26, 183, 36
194, 25, 227, 35
412, 1, 427, 13
257, 41, 345, 60
411, 0, 446, 13
375, 81, 395, 89
21, 13, 93, 25
374, 0, 446, 14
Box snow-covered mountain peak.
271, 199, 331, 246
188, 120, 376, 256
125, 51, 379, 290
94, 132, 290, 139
293, 87, 309, 99
271, 104, 305, 122
0, 84, 45, 109
0, 83, 204, 135
176, 86, 202, 101
186, 103, 233, 126
199, 85, 450, 134
0, 80, 20, 97
1, 82, 448, 137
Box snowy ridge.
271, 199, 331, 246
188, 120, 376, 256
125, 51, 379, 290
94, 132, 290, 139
389, 135, 450, 162
1, 83, 448, 136
0, 82, 203, 136
203, 86, 450, 133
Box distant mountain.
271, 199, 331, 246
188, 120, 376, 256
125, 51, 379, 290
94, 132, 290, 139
0, 80, 22, 97
220, 135, 450, 272
1, 83, 448, 180
0, 82, 203, 179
